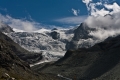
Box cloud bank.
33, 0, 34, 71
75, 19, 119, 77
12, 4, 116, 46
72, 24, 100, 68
0, 14, 42, 31
82, 0, 120, 40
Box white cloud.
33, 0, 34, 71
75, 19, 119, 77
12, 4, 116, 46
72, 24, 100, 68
86, 13, 120, 40
91, 8, 110, 17
86, 14, 120, 40
82, 0, 120, 40
82, 0, 92, 10
71, 8, 80, 16
82, 0, 92, 4
104, 2, 120, 14
89, 2, 110, 16
82, 0, 120, 17
96, 2, 102, 5
0, 14, 42, 31
85, 14, 120, 29
89, 29, 120, 40
55, 16, 87, 24
104, 4, 114, 10
0, 13, 76, 31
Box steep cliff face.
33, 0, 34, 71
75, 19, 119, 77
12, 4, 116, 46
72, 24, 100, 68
35, 35, 120, 80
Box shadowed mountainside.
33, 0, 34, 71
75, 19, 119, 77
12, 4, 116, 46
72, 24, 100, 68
0, 32, 44, 64
0, 32, 62, 80
32, 35, 120, 80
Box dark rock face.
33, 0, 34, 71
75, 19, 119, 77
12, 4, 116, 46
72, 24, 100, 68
36, 35, 120, 80
0, 38, 30, 69
73, 23, 94, 40
66, 23, 96, 50
0, 22, 14, 33
65, 40, 78, 50
0, 32, 33, 79
21, 53, 43, 64
51, 31, 60, 39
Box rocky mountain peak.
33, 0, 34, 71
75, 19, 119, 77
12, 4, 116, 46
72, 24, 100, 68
73, 22, 95, 40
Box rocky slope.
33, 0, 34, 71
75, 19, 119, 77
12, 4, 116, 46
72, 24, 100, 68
0, 31, 43, 64
32, 34, 120, 80
0, 32, 61, 80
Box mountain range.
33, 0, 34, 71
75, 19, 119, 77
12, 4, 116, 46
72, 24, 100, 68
1, 21, 120, 80
3, 22, 103, 66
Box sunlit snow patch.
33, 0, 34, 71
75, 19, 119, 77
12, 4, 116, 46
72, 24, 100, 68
30, 51, 66, 67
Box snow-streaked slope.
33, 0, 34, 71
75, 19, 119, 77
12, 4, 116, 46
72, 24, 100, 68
7, 28, 74, 66
30, 50, 66, 67
7, 26, 102, 66
8, 28, 74, 51
8, 32, 65, 51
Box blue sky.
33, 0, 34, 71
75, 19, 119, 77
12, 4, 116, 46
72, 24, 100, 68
0, 0, 87, 26
0, 0, 120, 31
0, 0, 87, 19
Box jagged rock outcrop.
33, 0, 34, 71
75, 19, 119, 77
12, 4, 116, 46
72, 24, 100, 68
51, 31, 60, 39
